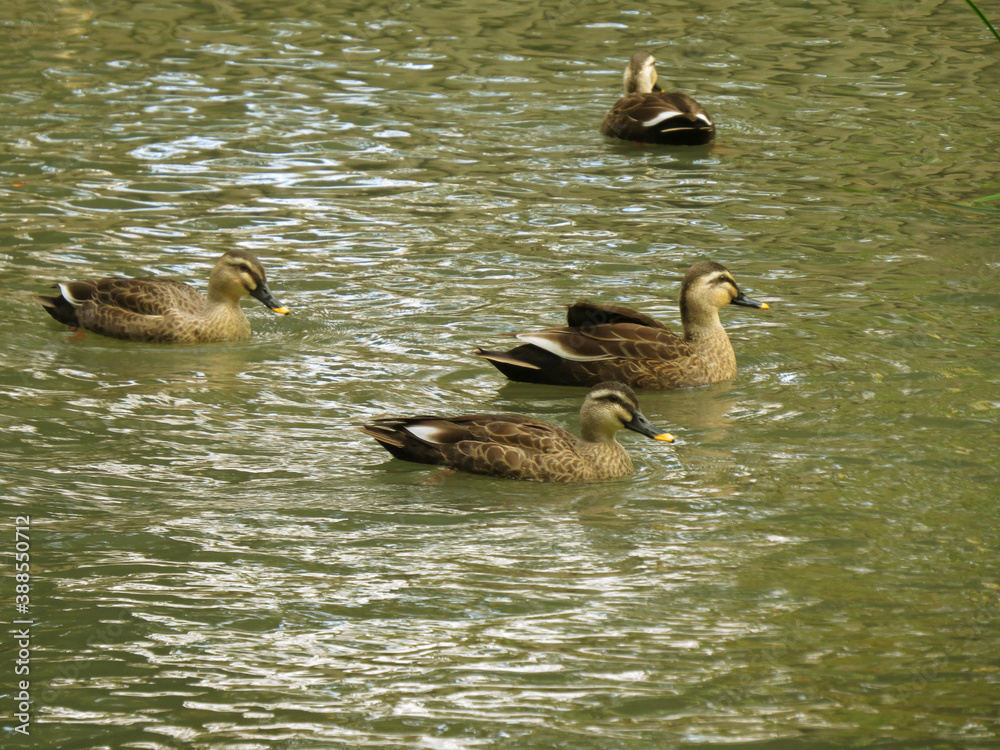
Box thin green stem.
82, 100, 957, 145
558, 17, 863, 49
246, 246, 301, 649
964, 0, 1000, 43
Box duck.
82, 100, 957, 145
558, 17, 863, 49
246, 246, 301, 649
359, 381, 675, 483
600, 50, 715, 146
34, 249, 289, 343
475, 261, 767, 390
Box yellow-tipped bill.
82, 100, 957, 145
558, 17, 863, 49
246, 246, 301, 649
732, 291, 768, 311
653, 432, 675, 443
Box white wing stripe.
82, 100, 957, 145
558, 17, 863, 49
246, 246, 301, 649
517, 333, 616, 362
405, 424, 452, 444
58, 283, 84, 306
641, 111, 688, 128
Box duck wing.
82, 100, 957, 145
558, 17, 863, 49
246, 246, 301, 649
65, 278, 204, 317
516, 323, 692, 364
476, 322, 697, 388
361, 414, 576, 478
53, 278, 206, 341
601, 92, 714, 145
566, 300, 669, 330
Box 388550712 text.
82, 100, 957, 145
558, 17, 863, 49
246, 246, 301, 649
13, 515, 32, 736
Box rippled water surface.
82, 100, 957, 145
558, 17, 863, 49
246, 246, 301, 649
2, 0, 998, 747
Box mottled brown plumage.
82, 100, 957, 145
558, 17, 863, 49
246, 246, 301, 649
600, 50, 715, 146
34, 249, 289, 343
359, 382, 675, 483
476, 262, 768, 390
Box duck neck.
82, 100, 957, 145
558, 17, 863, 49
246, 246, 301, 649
206, 291, 233, 308
681, 300, 736, 377
206, 275, 243, 309
579, 438, 633, 478
580, 424, 618, 444
204, 288, 246, 328
196, 292, 250, 340
681, 301, 725, 342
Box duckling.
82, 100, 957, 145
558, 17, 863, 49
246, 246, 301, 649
359, 381, 674, 483
475, 261, 767, 390
34, 249, 289, 343
600, 50, 715, 146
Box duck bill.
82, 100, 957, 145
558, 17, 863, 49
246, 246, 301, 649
652, 83, 664, 93
250, 283, 290, 315
731, 291, 769, 310
624, 410, 675, 443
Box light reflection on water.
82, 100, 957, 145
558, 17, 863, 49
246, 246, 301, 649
3, 0, 998, 746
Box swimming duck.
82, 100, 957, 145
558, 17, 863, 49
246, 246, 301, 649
359, 381, 674, 483
475, 261, 767, 390
600, 50, 715, 146
34, 249, 289, 343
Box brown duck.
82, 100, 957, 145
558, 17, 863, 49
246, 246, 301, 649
600, 50, 715, 146
476, 261, 768, 390
34, 249, 289, 343
359, 381, 675, 483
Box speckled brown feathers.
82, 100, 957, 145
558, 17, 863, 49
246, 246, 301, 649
360, 382, 674, 483
34, 249, 289, 343
476, 261, 768, 390
600, 50, 715, 146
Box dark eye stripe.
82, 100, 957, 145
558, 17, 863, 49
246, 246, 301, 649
591, 387, 638, 411
605, 395, 637, 412
715, 275, 739, 291
235, 263, 263, 283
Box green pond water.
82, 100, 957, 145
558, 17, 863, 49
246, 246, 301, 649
1, 0, 998, 747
